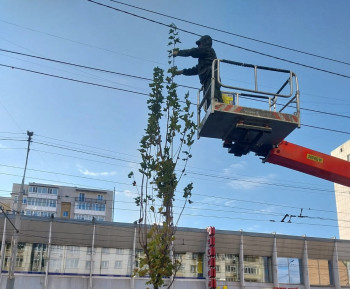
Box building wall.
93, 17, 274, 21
0, 216, 350, 289
331, 140, 350, 240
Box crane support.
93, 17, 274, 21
265, 140, 350, 187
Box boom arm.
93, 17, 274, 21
265, 140, 350, 187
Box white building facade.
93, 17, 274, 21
331, 140, 350, 240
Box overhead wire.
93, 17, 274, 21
0, 18, 165, 66
0, 48, 197, 90
1, 49, 350, 134
1, 61, 350, 136
1, 132, 347, 198
87, 0, 350, 79
1, 160, 347, 220
108, 0, 350, 67
1, 131, 348, 204
14, 139, 342, 194
0, 63, 149, 96
1, 173, 341, 228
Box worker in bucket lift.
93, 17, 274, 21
173, 35, 223, 108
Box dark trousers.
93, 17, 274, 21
203, 78, 222, 108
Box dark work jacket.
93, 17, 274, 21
177, 47, 217, 85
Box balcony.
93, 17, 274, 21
75, 197, 106, 204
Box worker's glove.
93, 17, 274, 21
172, 49, 179, 57
174, 70, 183, 76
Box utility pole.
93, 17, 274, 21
7, 131, 33, 289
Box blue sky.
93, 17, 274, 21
1, 0, 349, 239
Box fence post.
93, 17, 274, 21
44, 217, 53, 289
0, 218, 7, 286
89, 218, 96, 289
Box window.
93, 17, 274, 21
31, 257, 42, 271
277, 257, 302, 284
14, 196, 26, 204
101, 261, 109, 269
347, 154, 350, 162
226, 265, 236, 273
65, 258, 79, 269
226, 254, 237, 260
51, 245, 64, 254
192, 253, 198, 260
102, 248, 109, 254
190, 265, 197, 273
49, 259, 61, 270
75, 202, 105, 212
308, 259, 332, 286
95, 204, 105, 211
67, 246, 80, 254
16, 257, 23, 267
79, 193, 85, 201
41, 187, 48, 194
87, 247, 96, 255
174, 253, 184, 261
85, 261, 94, 270
17, 243, 25, 252
30, 186, 55, 194
114, 260, 122, 269
244, 267, 258, 275
48, 188, 58, 195
63, 211, 69, 217
216, 265, 220, 272
178, 264, 185, 272
222, 254, 240, 281
116, 248, 124, 255
97, 194, 103, 201
27, 198, 56, 207
244, 256, 272, 283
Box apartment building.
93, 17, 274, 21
331, 140, 350, 239
11, 182, 114, 222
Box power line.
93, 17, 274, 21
303, 124, 350, 135
32, 140, 139, 164
0, 158, 344, 213
2, 58, 350, 131
109, 0, 350, 67
1, 132, 347, 196
0, 48, 197, 90
34, 133, 139, 160
87, 0, 350, 79
0, 19, 164, 66
0, 161, 342, 219
0, 63, 149, 96
301, 107, 350, 120
27, 140, 341, 194
2, 47, 350, 120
